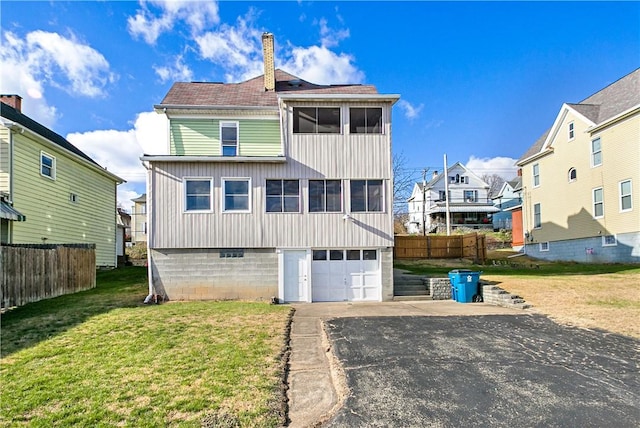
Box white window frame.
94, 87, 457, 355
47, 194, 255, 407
591, 137, 602, 167
222, 177, 251, 213
568, 168, 577, 183
602, 235, 617, 247
593, 187, 604, 219
69, 193, 79, 203
183, 178, 213, 213
350, 179, 384, 212
40, 151, 56, 180
308, 179, 343, 213
539, 242, 549, 252
619, 179, 632, 212
568, 122, 574, 140
532, 163, 540, 187
533, 203, 541, 229
220, 121, 239, 156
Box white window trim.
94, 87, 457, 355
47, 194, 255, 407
220, 121, 239, 156
602, 235, 617, 247
40, 151, 56, 180
568, 168, 577, 183
350, 179, 385, 213
533, 203, 542, 229
183, 177, 214, 213
593, 187, 604, 219
591, 137, 602, 168
532, 163, 540, 188
568, 122, 575, 141
308, 179, 343, 213
539, 242, 549, 252
222, 177, 252, 213
265, 179, 301, 214
619, 179, 632, 213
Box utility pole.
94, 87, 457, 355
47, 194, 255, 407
443, 154, 451, 236
422, 168, 429, 236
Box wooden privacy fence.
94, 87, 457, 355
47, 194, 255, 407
0, 244, 96, 309
394, 233, 487, 263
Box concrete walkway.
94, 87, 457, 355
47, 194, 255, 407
287, 301, 527, 427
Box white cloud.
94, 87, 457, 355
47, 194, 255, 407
397, 100, 424, 121
465, 156, 518, 180
317, 17, 349, 48
66, 111, 168, 207
128, 0, 220, 45
154, 55, 194, 83
282, 45, 364, 85
0, 30, 114, 127
117, 185, 144, 211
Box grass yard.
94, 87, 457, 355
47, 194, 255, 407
396, 252, 640, 339
0, 267, 291, 427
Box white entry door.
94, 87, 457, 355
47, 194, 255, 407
283, 250, 308, 302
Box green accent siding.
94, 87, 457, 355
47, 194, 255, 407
169, 118, 281, 156
0, 127, 10, 193
9, 132, 118, 267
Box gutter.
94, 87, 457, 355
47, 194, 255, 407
141, 160, 154, 304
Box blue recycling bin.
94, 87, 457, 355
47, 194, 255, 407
448, 270, 481, 303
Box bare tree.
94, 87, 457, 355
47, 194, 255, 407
482, 173, 506, 198
392, 151, 417, 215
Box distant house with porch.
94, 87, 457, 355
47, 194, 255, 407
406, 162, 498, 234
491, 176, 522, 231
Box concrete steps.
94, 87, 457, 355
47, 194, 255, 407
394, 274, 430, 298
481, 284, 532, 309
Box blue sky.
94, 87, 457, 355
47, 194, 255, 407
1, 1, 639, 209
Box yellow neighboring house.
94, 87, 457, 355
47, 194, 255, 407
1, 95, 125, 267
516, 68, 639, 263
130, 193, 147, 244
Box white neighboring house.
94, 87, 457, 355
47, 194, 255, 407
406, 162, 498, 234
491, 177, 522, 230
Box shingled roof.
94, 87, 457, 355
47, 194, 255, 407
1, 101, 100, 167
518, 68, 640, 163
157, 69, 379, 108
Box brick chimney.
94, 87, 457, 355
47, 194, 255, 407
262, 32, 275, 92
1, 95, 22, 112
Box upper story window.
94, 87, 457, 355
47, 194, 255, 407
266, 179, 300, 213
221, 122, 238, 156
293, 107, 341, 134
40, 151, 56, 180
309, 180, 342, 212
568, 168, 577, 182
591, 137, 602, 167
620, 180, 632, 212
184, 178, 212, 212
532, 163, 540, 187
568, 122, 575, 140
349, 108, 382, 134
593, 187, 604, 218
223, 178, 251, 212
464, 190, 478, 202
438, 190, 448, 201
533, 203, 541, 228
350, 179, 383, 212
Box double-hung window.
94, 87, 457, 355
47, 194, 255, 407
293, 107, 341, 134
532, 163, 540, 187
349, 108, 383, 134
620, 180, 632, 212
184, 179, 212, 212
568, 122, 574, 140
593, 187, 604, 218
41, 151, 56, 179
350, 180, 383, 212
309, 180, 342, 212
591, 138, 602, 167
533, 203, 541, 228
464, 190, 477, 202
223, 178, 251, 212
221, 122, 238, 156
266, 179, 300, 213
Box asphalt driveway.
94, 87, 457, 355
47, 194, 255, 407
323, 314, 640, 427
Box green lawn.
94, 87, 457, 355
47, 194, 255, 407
1, 267, 291, 427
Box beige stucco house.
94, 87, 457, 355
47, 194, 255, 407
516, 68, 639, 263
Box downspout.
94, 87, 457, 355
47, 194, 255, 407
141, 159, 154, 303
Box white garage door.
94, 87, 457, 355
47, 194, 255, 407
311, 249, 380, 302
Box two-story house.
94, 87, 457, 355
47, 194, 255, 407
516, 68, 639, 262
141, 33, 399, 303
406, 162, 498, 234
491, 176, 522, 231
1, 95, 124, 267
130, 193, 147, 244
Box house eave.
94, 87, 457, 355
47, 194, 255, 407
140, 155, 287, 163
586, 104, 640, 133
516, 148, 554, 167
277, 93, 400, 105
154, 104, 279, 113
